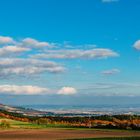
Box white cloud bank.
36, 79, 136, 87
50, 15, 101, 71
32, 49, 119, 59
0, 85, 49, 95
0, 36, 14, 44
0, 85, 77, 95
0, 35, 54, 49
21, 38, 50, 49
0, 58, 64, 76
57, 87, 77, 95
0, 35, 119, 60
0, 35, 119, 79
0, 45, 30, 57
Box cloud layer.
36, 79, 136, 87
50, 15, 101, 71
0, 35, 120, 96
0, 85, 77, 95
32, 49, 118, 59
101, 69, 120, 75
0, 58, 64, 76
21, 38, 50, 49
0, 85, 49, 95
0, 45, 30, 57
0, 36, 14, 44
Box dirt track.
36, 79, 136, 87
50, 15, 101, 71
0, 129, 140, 140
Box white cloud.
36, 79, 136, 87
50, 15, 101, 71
0, 45, 30, 57
82, 83, 137, 90
133, 40, 140, 50
0, 35, 57, 50
0, 58, 65, 76
0, 85, 78, 96
0, 85, 49, 95
102, 0, 119, 3
0, 36, 14, 44
86, 83, 117, 89
21, 38, 50, 49
57, 87, 77, 95
32, 49, 119, 59
79, 83, 140, 96
101, 69, 120, 75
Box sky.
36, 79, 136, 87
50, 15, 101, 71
0, 0, 140, 105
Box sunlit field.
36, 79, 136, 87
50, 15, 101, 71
0, 118, 140, 140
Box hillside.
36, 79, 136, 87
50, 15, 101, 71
0, 104, 47, 117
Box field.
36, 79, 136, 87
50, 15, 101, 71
0, 129, 140, 140
0, 118, 140, 140
70, 138, 140, 140
0, 117, 75, 129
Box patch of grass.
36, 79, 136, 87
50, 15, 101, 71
0, 118, 73, 129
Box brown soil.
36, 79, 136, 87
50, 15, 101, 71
0, 129, 140, 140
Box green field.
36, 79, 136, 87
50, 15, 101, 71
0, 118, 74, 129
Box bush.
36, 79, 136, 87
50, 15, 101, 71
0, 120, 10, 128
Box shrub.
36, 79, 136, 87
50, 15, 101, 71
0, 120, 10, 128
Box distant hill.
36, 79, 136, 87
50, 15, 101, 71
0, 103, 47, 117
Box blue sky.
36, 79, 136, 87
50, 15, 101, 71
0, 0, 140, 105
